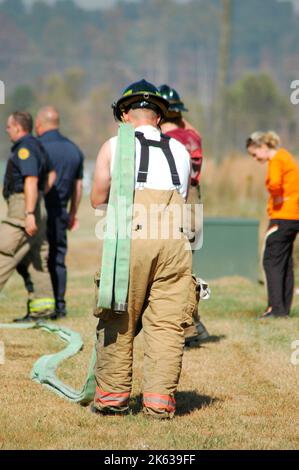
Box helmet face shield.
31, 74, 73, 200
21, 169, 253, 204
113, 79, 169, 122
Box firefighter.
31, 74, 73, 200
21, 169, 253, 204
0, 111, 55, 321
158, 84, 209, 345
90, 79, 196, 419
158, 84, 203, 199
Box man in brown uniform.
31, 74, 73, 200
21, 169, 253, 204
90, 80, 196, 419
0, 112, 55, 321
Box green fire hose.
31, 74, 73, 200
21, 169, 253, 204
0, 321, 96, 405
98, 122, 135, 312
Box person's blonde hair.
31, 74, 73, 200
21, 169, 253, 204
246, 131, 281, 149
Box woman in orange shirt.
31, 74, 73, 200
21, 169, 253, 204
247, 131, 299, 318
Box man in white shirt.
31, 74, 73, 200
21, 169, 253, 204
90, 80, 196, 419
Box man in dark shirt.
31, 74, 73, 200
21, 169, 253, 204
35, 106, 84, 318
0, 111, 55, 321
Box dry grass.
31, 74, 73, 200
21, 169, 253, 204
0, 167, 299, 450
201, 153, 268, 218
1, 273, 298, 450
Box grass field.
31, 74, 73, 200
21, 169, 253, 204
0, 194, 299, 450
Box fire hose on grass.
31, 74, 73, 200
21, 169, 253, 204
0, 321, 96, 405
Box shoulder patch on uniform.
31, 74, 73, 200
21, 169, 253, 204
18, 148, 30, 160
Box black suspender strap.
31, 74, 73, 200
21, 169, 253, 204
159, 134, 181, 187
135, 132, 150, 184
135, 132, 181, 187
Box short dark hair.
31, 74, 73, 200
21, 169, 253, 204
11, 111, 33, 133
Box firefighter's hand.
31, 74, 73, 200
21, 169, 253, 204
25, 214, 38, 237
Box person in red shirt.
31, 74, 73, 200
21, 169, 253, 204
247, 131, 299, 318
159, 84, 208, 344
158, 85, 203, 200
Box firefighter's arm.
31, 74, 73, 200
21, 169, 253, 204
24, 176, 38, 237
90, 140, 112, 208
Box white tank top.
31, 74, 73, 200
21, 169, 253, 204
110, 125, 190, 200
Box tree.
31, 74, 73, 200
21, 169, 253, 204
6, 85, 37, 111
224, 74, 296, 152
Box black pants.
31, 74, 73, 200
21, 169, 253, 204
263, 219, 299, 316
17, 207, 69, 313
47, 207, 69, 313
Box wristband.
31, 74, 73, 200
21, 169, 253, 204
25, 211, 35, 216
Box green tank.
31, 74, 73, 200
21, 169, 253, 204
192, 217, 259, 281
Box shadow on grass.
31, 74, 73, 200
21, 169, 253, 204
176, 391, 220, 416
130, 392, 220, 416
185, 334, 226, 349
202, 334, 226, 344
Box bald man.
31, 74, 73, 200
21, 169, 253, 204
35, 106, 84, 318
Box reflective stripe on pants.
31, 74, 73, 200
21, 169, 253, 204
95, 386, 130, 408
143, 393, 176, 414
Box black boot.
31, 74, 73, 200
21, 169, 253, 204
13, 300, 35, 323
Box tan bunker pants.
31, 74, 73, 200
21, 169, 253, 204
94, 189, 196, 419
0, 194, 54, 317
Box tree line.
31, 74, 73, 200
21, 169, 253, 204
0, 0, 298, 160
